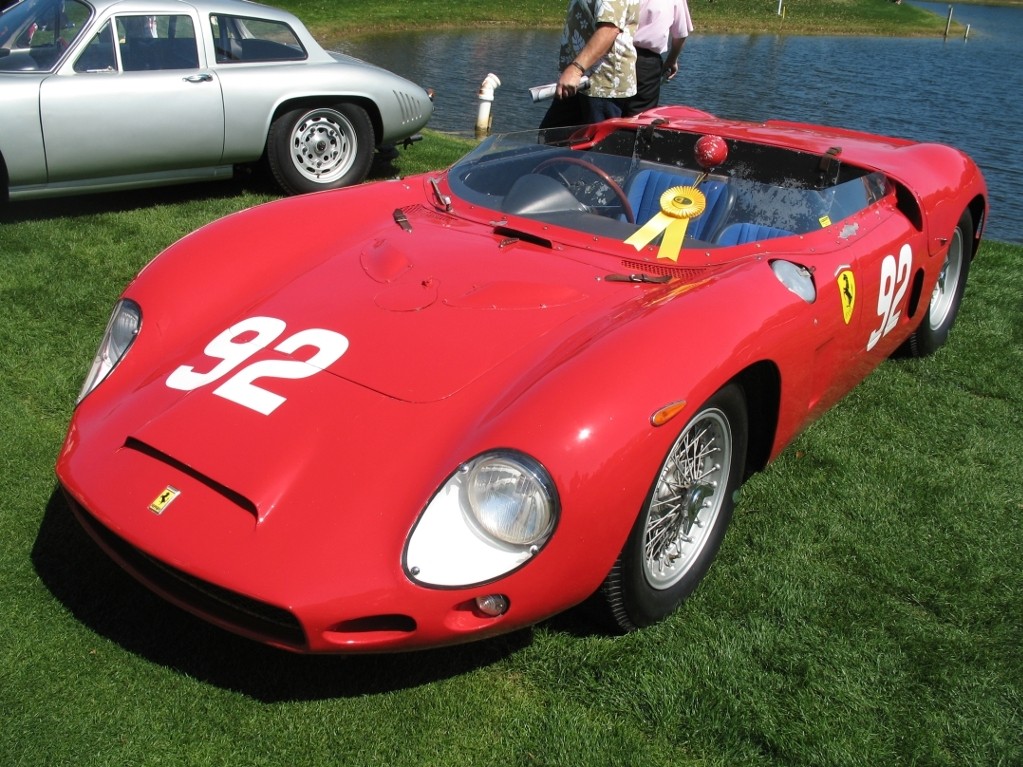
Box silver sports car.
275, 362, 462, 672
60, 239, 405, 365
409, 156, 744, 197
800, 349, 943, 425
0, 0, 434, 200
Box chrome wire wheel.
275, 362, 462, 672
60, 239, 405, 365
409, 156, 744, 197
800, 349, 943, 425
928, 225, 965, 331
289, 108, 358, 185
906, 208, 973, 358
601, 384, 747, 632
643, 408, 732, 590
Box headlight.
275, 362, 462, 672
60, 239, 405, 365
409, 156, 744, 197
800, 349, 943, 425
404, 451, 559, 587
77, 299, 141, 404
466, 454, 556, 546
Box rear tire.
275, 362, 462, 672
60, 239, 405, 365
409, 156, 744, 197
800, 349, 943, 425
907, 209, 973, 357
267, 103, 374, 195
602, 384, 748, 631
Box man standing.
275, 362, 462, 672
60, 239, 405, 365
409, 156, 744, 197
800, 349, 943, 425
540, 0, 640, 130
623, 0, 693, 117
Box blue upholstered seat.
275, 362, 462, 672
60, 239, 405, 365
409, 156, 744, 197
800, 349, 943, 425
715, 222, 794, 246
625, 169, 736, 242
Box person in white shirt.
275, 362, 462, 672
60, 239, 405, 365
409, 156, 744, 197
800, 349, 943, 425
623, 0, 693, 116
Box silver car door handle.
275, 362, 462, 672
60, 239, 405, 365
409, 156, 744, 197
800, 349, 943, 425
183, 73, 214, 83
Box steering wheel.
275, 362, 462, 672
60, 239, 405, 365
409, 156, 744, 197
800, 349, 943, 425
533, 156, 635, 223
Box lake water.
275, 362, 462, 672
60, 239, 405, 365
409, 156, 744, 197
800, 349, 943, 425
333, 3, 1022, 243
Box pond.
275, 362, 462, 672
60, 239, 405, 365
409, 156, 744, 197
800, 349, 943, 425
333, 3, 1021, 243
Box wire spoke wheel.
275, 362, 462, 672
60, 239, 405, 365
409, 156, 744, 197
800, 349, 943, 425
928, 225, 965, 331
906, 208, 973, 357
643, 411, 731, 590
601, 384, 747, 632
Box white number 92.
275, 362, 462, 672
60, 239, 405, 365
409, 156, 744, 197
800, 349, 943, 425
166, 316, 349, 415
867, 244, 913, 352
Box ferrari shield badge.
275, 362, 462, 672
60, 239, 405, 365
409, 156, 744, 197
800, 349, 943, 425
149, 486, 181, 515
837, 269, 856, 324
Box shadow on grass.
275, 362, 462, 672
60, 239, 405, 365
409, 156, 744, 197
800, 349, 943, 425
0, 154, 403, 224
31, 487, 535, 701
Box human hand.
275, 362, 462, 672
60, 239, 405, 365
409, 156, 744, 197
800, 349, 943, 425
556, 66, 584, 99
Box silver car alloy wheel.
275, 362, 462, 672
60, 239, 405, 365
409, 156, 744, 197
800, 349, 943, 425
289, 108, 358, 184
643, 407, 732, 590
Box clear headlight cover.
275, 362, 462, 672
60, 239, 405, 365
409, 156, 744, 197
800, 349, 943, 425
77, 299, 141, 404
404, 450, 559, 587
466, 454, 556, 546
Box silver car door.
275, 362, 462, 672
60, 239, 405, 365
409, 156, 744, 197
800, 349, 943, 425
39, 13, 225, 183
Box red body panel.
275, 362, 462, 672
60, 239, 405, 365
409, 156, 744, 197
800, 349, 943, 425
56, 107, 988, 652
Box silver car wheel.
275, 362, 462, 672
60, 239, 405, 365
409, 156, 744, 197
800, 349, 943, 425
643, 408, 732, 590
289, 108, 359, 184
268, 102, 375, 195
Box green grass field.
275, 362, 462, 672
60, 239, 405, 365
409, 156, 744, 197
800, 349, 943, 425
2, 126, 1020, 765
282, 0, 959, 38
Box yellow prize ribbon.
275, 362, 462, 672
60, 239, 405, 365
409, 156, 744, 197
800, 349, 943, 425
624, 186, 706, 262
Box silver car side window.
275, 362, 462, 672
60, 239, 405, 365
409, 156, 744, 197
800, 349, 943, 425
73, 19, 115, 73
116, 14, 198, 72
209, 14, 306, 64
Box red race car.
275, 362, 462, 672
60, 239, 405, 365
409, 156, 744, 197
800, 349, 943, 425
56, 106, 988, 653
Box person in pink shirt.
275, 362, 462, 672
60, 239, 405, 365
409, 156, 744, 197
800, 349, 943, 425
623, 0, 693, 117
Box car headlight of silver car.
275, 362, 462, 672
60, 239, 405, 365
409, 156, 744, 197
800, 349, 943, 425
404, 451, 559, 587
77, 299, 141, 404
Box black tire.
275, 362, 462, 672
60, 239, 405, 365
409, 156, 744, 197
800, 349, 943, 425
602, 383, 748, 631
907, 209, 973, 357
267, 103, 374, 195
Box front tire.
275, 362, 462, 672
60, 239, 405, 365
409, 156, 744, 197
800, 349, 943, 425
267, 103, 375, 195
602, 384, 748, 631
907, 209, 973, 357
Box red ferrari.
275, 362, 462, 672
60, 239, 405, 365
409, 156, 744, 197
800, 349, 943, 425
56, 106, 988, 653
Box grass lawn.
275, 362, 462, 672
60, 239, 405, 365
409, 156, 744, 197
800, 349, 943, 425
281, 0, 961, 38
2, 128, 1021, 765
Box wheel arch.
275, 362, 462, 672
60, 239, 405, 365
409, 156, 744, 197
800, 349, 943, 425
730, 360, 781, 480
967, 193, 987, 259
0, 151, 9, 204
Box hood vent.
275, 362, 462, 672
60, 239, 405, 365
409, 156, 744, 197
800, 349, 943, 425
619, 258, 710, 281
124, 437, 259, 520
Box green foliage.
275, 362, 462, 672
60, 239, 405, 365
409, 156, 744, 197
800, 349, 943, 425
2, 133, 1020, 765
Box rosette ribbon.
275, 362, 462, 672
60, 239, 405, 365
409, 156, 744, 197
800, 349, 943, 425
624, 186, 706, 262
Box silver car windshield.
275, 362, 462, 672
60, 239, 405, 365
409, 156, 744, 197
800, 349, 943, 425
0, 0, 92, 71
448, 125, 888, 248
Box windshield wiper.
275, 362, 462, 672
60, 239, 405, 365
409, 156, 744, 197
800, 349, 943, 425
429, 177, 452, 212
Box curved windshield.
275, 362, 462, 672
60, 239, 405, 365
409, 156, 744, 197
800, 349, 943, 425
448, 125, 889, 249
0, 0, 92, 71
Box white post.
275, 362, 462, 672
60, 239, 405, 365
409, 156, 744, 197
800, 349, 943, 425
476, 73, 502, 138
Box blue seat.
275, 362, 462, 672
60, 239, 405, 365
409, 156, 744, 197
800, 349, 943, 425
715, 223, 794, 246
625, 169, 736, 242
